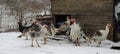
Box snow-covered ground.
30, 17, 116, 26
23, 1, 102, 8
0, 32, 120, 54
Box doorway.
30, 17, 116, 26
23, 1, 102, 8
114, 0, 120, 42
55, 15, 70, 28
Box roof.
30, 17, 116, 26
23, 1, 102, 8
36, 15, 52, 19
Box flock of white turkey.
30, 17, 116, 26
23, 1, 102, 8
17, 16, 112, 47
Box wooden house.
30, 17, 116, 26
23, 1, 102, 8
51, 0, 114, 41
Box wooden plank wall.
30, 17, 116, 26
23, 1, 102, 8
51, 0, 113, 40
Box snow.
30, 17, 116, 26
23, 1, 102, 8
0, 32, 120, 54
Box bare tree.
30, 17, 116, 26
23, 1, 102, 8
42, 0, 51, 15
5, 0, 46, 23
0, 0, 4, 32
0, 0, 51, 32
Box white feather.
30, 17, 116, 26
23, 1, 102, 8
70, 23, 81, 42
92, 24, 111, 46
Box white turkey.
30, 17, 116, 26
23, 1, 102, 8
92, 23, 112, 47
69, 18, 81, 46
49, 23, 59, 36
58, 16, 71, 35
38, 23, 51, 44
65, 16, 71, 28
18, 20, 51, 47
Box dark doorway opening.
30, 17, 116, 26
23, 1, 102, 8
55, 15, 70, 28
113, 0, 120, 42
